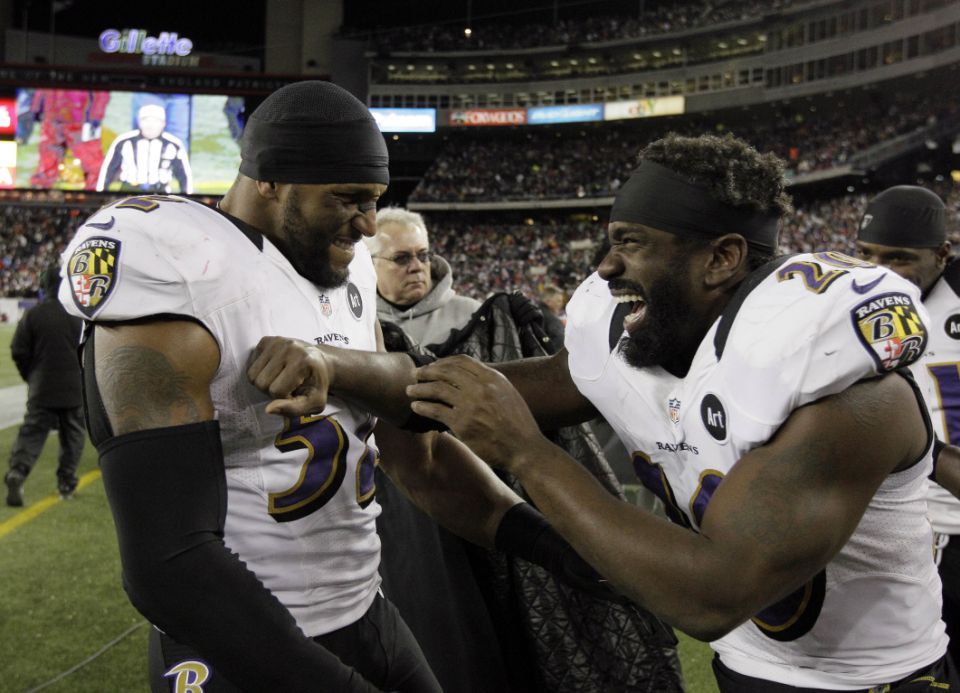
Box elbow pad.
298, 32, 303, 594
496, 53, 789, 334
98, 421, 381, 693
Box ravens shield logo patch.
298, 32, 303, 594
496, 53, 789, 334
67, 236, 120, 317
852, 291, 927, 372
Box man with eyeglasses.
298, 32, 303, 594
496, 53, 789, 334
368, 207, 480, 349
365, 206, 509, 693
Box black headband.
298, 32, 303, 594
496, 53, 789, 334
858, 185, 946, 248
609, 160, 780, 252
240, 117, 389, 186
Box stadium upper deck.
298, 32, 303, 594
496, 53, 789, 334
362, 0, 959, 113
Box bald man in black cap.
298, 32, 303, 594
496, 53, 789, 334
57, 80, 528, 692
855, 184, 960, 665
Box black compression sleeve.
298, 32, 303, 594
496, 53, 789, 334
98, 421, 382, 693
494, 502, 625, 602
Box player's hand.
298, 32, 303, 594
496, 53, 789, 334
407, 355, 545, 471
247, 337, 333, 417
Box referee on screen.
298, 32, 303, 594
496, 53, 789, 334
96, 104, 193, 194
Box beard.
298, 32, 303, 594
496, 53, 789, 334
280, 191, 349, 289
615, 264, 696, 372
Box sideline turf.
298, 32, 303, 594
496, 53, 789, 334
0, 421, 718, 692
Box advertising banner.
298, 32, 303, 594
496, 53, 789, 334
448, 108, 527, 127
604, 96, 685, 121
527, 104, 603, 125
370, 108, 437, 133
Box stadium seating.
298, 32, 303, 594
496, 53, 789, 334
354, 0, 821, 54
410, 91, 960, 203
4, 185, 957, 302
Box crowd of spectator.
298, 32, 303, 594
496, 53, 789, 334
411, 91, 960, 203
426, 182, 960, 300
355, 0, 816, 54
7, 185, 957, 306
0, 204, 92, 298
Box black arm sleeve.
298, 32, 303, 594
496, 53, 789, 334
98, 421, 383, 693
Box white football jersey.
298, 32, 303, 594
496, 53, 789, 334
59, 194, 382, 636
911, 262, 960, 534
565, 252, 947, 689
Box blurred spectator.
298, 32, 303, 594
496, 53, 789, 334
5, 265, 84, 507
2, 186, 959, 313
412, 92, 960, 204
0, 203, 88, 297
354, 0, 817, 53
537, 283, 567, 347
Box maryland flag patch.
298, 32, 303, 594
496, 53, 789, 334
851, 291, 927, 372
67, 236, 120, 317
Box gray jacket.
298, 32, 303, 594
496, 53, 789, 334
376, 254, 481, 348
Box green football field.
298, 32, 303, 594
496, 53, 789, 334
0, 322, 718, 692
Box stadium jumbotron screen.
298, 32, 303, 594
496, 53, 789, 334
7, 88, 244, 195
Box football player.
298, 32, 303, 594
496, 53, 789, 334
855, 184, 960, 669
58, 81, 565, 692
258, 134, 958, 692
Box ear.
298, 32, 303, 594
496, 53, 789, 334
255, 180, 279, 201
935, 241, 952, 269
703, 234, 750, 290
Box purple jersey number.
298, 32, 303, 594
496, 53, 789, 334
268, 414, 378, 522
632, 450, 824, 641
927, 363, 960, 443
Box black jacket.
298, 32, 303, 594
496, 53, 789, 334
383, 293, 682, 693
11, 296, 83, 408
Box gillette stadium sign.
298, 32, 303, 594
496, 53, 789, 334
99, 28, 198, 67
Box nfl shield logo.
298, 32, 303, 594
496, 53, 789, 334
318, 294, 332, 317
668, 398, 681, 424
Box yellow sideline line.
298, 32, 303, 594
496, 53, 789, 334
0, 469, 102, 539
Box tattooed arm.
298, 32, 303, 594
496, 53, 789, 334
93, 319, 218, 434
90, 320, 385, 692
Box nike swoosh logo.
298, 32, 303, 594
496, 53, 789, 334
85, 216, 115, 230
851, 275, 885, 294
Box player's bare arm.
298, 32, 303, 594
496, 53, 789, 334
409, 360, 928, 641
933, 442, 960, 500
249, 326, 616, 599
252, 323, 522, 545
493, 349, 598, 429
249, 329, 597, 431
95, 319, 218, 432
248, 322, 419, 423
375, 423, 523, 548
